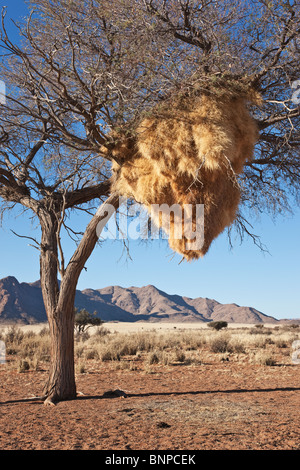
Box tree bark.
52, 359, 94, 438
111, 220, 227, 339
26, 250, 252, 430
39, 194, 119, 404
39, 211, 76, 404
43, 305, 76, 404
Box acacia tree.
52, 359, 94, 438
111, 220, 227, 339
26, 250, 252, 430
0, 0, 299, 403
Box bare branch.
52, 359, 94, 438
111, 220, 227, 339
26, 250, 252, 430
10, 229, 41, 248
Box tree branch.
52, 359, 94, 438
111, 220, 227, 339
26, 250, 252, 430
57, 193, 120, 311
10, 229, 41, 249
257, 108, 300, 130
64, 179, 111, 208
144, 0, 212, 53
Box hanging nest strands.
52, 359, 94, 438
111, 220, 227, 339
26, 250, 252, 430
110, 90, 260, 261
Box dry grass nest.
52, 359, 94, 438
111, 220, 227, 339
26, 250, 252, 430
109, 87, 261, 260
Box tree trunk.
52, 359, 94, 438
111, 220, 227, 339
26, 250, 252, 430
43, 304, 76, 404
39, 211, 77, 404
39, 195, 119, 404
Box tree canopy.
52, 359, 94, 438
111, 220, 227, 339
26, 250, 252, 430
0, 0, 299, 238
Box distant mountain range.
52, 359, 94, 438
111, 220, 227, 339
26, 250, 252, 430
0, 275, 284, 325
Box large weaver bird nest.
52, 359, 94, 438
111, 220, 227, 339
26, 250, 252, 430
110, 90, 260, 261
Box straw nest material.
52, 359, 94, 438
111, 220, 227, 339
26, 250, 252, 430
110, 91, 260, 261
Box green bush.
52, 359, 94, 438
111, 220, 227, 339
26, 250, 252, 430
74, 308, 103, 333
207, 321, 228, 331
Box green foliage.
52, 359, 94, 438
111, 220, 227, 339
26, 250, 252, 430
74, 308, 103, 334
207, 321, 228, 331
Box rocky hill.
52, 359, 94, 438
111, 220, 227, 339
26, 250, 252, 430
0, 276, 45, 324
0, 276, 279, 324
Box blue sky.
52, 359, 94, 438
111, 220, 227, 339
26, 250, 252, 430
0, 0, 299, 320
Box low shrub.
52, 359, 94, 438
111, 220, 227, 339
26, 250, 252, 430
210, 335, 233, 353
253, 351, 276, 366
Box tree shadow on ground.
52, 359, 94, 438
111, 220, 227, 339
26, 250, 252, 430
1, 385, 300, 405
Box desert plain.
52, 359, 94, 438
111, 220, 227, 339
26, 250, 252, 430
0, 321, 300, 451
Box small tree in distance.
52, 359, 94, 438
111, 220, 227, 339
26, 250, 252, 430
208, 321, 228, 331
74, 308, 103, 335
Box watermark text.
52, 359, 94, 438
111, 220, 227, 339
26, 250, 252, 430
96, 198, 204, 252
0, 341, 6, 364
0, 80, 6, 105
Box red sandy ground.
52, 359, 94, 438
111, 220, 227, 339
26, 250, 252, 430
0, 359, 300, 450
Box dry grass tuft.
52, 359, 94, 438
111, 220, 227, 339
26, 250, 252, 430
1, 323, 299, 373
